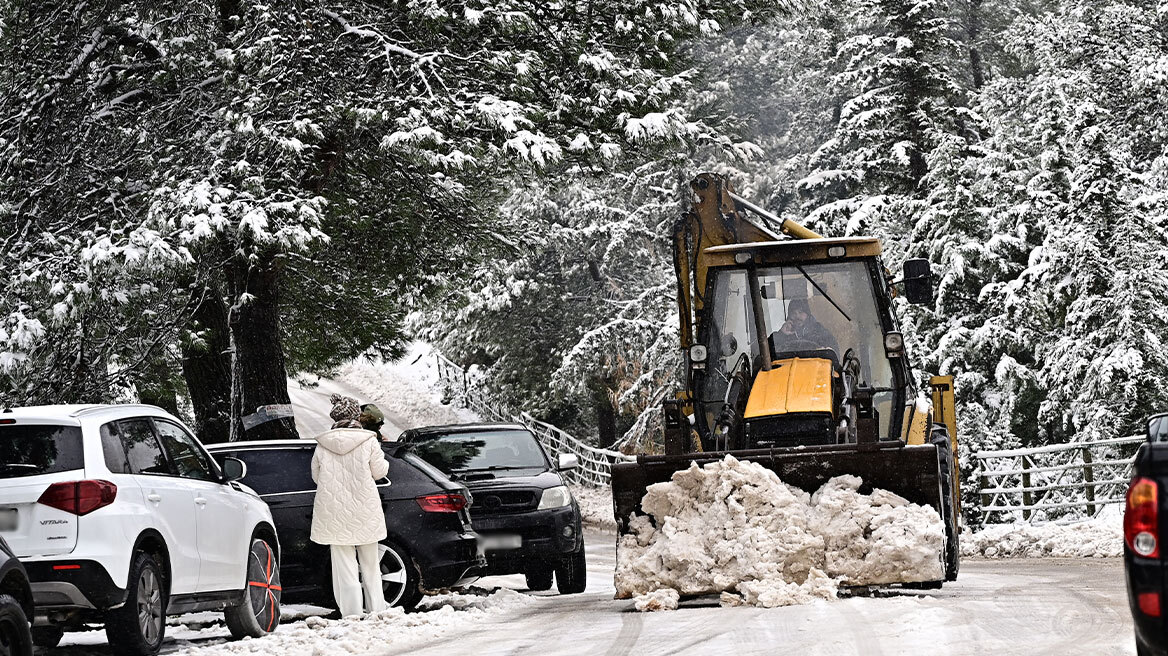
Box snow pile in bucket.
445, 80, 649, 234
961, 513, 1122, 558
614, 455, 945, 609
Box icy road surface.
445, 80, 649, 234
397, 532, 1135, 656
47, 534, 1133, 656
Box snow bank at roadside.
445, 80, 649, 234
171, 589, 531, 656
961, 514, 1122, 558
572, 484, 617, 533
339, 342, 480, 431
614, 456, 945, 610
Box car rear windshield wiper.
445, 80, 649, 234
0, 463, 41, 476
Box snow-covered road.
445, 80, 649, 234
287, 375, 408, 437
47, 531, 1134, 656
396, 532, 1135, 656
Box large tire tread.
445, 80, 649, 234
555, 547, 587, 595
931, 425, 960, 583
524, 563, 554, 592
0, 593, 32, 656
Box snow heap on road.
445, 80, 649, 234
614, 455, 945, 610
633, 588, 680, 612
961, 513, 1122, 558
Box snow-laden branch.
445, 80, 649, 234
321, 9, 424, 60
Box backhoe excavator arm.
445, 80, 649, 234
673, 173, 822, 352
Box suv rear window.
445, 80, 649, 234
0, 425, 84, 479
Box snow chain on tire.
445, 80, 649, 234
226, 538, 282, 639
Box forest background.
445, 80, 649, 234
4, 0, 1166, 486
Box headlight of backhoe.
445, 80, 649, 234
537, 485, 572, 510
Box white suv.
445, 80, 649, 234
0, 404, 281, 656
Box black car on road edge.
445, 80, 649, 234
1126, 412, 1168, 656
207, 439, 484, 611
399, 423, 587, 594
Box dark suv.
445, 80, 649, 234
399, 424, 586, 594
206, 440, 484, 610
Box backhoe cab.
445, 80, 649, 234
686, 237, 927, 454
611, 173, 962, 586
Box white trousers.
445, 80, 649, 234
330, 543, 387, 617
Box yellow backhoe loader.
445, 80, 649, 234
611, 173, 962, 585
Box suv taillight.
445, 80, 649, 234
1125, 477, 1159, 558
416, 493, 467, 513
38, 480, 118, 516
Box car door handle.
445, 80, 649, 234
147, 493, 161, 503
194, 497, 208, 506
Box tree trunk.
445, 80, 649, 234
966, 0, 986, 89
180, 284, 233, 444
595, 385, 617, 449
226, 258, 299, 441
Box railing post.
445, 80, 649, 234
1021, 457, 1032, 522
1082, 446, 1096, 517
979, 468, 990, 519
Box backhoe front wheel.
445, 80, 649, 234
931, 425, 960, 582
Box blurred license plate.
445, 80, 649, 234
0, 509, 16, 532
481, 534, 521, 551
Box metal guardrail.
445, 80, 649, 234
434, 352, 635, 487
974, 435, 1143, 521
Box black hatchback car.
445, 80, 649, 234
0, 536, 33, 656
398, 423, 586, 594
206, 440, 483, 610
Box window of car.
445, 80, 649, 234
153, 420, 218, 482
0, 424, 84, 479
117, 419, 171, 476
407, 429, 550, 474
100, 422, 130, 474
218, 448, 316, 496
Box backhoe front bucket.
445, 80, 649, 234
610, 441, 945, 533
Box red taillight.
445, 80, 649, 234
52, 564, 81, 571
38, 480, 117, 516
0, 418, 15, 425
1125, 477, 1159, 558
416, 493, 467, 513
1140, 592, 1162, 617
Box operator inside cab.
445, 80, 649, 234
768, 297, 839, 359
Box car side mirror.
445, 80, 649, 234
902, 259, 933, 305
221, 457, 247, 483
557, 453, 579, 471
1148, 413, 1168, 443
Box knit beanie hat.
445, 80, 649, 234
329, 394, 362, 429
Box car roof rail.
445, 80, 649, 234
69, 403, 169, 418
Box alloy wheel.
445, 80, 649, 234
137, 568, 163, 644
378, 544, 408, 607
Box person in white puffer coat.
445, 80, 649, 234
311, 394, 391, 617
